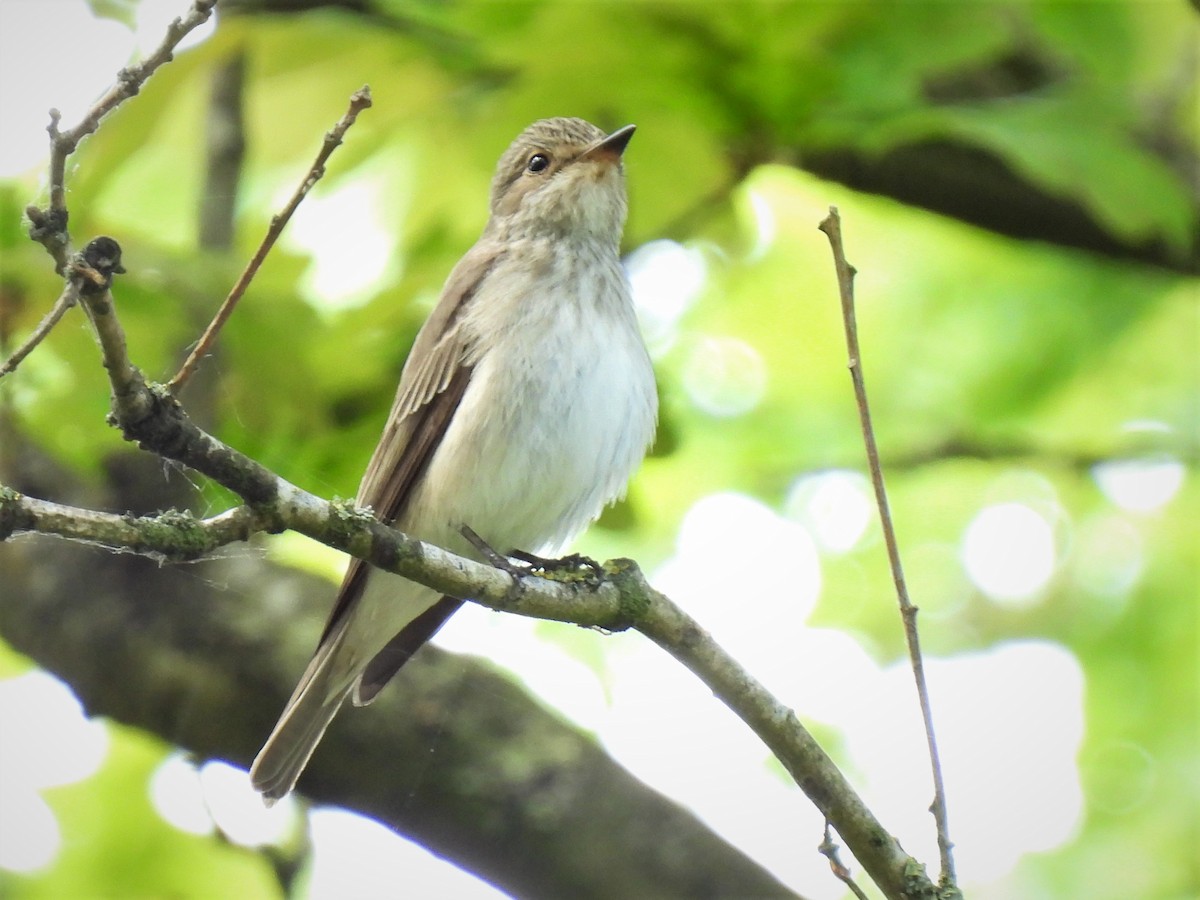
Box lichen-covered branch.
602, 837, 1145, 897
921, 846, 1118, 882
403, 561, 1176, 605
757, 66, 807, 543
0, 489, 259, 560
2, 476, 928, 897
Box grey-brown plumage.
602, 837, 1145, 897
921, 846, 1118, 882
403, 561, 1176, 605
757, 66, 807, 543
250, 117, 657, 803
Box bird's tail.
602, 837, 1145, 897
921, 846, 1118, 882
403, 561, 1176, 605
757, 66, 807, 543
249, 625, 356, 805
250, 572, 448, 804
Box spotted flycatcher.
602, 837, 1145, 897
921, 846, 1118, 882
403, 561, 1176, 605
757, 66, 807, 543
251, 117, 658, 802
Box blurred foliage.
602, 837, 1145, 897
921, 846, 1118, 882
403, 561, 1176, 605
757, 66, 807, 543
1, 0, 1197, 898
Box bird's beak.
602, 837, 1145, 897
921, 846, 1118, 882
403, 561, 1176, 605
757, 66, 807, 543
581, 124, 636, 163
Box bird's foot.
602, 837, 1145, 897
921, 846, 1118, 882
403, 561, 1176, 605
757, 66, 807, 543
510, 548, 604, 585
460, 525, 603, 592
460, 524, 529, 604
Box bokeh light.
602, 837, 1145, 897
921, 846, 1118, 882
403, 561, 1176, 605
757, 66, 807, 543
681, 336, 768, 417
149, 754, 214, 837
626, 239, 707, 352
307, 808, 507, 899
1092, 455, 1185, 514
962, 502, 1058, 604
785, 469, 873, 554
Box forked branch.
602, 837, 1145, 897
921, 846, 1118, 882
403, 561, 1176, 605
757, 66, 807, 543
2, 0, 218, 376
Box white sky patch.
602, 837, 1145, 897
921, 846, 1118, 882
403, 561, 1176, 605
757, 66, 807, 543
595, 496, 1083, 894
0, 2, 132, 178
851, 641, 1085, 885
431, 602, 612, 733
307, 808, 509, 900
149, 754, 214, 837
652, 492, 821, 692
0, 671, 109, 874
199, 760, 297, 847
284, 163, 407, 313
0, 789, 58, 873
962, 502, 1057, 604
0, 0, 215, 179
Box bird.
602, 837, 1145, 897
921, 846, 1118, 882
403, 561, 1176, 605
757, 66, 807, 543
250, 117, 658, 803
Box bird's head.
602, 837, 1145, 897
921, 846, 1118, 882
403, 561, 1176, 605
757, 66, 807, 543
487, 117, 634, 245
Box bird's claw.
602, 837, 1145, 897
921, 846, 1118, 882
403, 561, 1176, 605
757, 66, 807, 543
510, 549, 605, 585
460, 525, 604, 595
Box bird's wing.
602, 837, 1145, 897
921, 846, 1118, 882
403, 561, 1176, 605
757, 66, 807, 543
316, 244, 501, 651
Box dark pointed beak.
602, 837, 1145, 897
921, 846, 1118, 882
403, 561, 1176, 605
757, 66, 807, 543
582, 124, 636, 163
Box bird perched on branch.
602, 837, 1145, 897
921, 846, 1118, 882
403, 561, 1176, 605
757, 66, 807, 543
251, 117, 658, 803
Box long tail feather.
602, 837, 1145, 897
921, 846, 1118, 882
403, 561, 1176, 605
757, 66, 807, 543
250, 630, 355, 805
250, 573, 448, 803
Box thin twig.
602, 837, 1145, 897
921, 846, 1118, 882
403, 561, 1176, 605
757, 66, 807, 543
13, 0, 218, 377
46, 0, 218, 212
818, 206, 958, 889
0, 285, 79, 378
168, 85, 373, 394
819, 822, 869, 900
32, 0, 219, 271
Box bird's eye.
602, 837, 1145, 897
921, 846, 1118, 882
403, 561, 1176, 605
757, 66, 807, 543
526, 153, 550, 174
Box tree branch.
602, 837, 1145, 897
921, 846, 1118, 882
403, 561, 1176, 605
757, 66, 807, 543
805, 138, 1198, 276
0, 515, 797, 899
0, 489, 259, 558
2, 242, 939, 900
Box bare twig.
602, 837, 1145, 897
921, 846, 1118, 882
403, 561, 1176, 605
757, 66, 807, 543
10, 0, 217, 378
31, 0, 219, 271
0, 285, 79, 378
818, 206, 958, 892
819, 822, 870, 900
168, 85, 374, 394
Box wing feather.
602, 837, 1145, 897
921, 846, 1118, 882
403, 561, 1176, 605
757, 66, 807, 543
316, 244, 501, 649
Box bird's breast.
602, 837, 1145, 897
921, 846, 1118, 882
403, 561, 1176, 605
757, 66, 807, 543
403, 244, 657, 557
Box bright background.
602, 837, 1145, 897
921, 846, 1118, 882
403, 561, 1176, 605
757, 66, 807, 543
1, 1, 1196, 898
